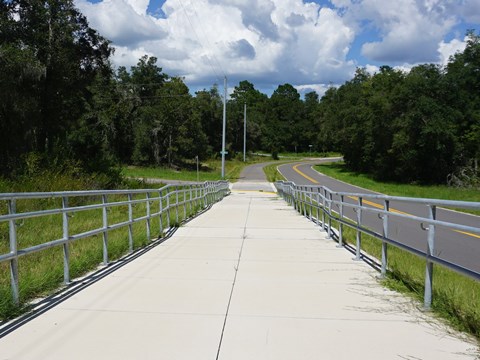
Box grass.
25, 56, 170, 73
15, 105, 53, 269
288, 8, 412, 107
263, 162, 288, 182
292, 183, 480, 341
278, 151, 342, 159
122, 156, 269, 183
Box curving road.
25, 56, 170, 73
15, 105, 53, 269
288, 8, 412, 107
277, 160, 480, 276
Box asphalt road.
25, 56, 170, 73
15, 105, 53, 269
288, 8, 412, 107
277, 160, 480, 276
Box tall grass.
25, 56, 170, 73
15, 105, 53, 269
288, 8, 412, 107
122, 156, 267, 183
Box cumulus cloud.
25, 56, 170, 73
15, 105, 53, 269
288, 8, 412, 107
438, 37, 467, 65
76, 0, 164, 46
333, 0, 459, 64
227, 39, 256, 59
74, 0, 478, 93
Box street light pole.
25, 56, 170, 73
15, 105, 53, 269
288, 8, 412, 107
243, 102, 246, 162
221, 76, 227, 178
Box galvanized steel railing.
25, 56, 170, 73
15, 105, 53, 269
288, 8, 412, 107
0, 181, 230, 305
275, 181, 480, 309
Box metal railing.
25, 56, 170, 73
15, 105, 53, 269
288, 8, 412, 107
275, 181, 480, 309
0, 181, 230, 305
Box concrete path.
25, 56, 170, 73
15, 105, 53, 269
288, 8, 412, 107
0, 188, 478, 359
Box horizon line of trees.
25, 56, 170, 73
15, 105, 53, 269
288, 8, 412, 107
1, 1, 479, 186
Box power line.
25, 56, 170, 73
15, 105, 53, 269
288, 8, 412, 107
177, 0, 226, 82
188, 0, 226, 77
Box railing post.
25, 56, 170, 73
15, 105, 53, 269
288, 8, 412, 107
102, 194, 109, 265
195, 185, 199, 209
381, 200, 390, 277
62, 197, 70, 284
424, 205, 436, 310
309, 187, 314, 221
355, 197, 362, 261
146, 192, 151, 240
166, 190, 171, 229
327, 192, 332, 239
159, 190, 164, 236
8, 199, 19, 305
337, 194, 344, 247
302, 187, 307, 217
315, 188, 320, 225
128, 194, 133, 252
175, 186, 179, 225
322, 189, 326, 232
183, 188, 187, 220
203, 184, 207, 208
189, 185, 193, 214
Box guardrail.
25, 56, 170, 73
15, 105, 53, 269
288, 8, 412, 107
274, 181, 480, 309
0, 181, 230, 305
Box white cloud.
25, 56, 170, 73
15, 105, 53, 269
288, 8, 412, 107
334, 0, 459, 63
295, 83, 331, 98
74, 0, 477, 92
438, 37, 467, 65
75, 0, 357, 89
76, 0, 164, 46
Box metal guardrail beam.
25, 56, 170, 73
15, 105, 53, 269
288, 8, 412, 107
0, 181, 230, 305
274, 181, 480, 310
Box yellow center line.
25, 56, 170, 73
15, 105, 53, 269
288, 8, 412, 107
454, 230, 480, 239
348, 196, 410, 215
293, 164, 319, 184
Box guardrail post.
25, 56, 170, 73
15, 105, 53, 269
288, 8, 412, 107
159, 190, 164, 236
128, 194, 133, 252
424, 205, 436, 310
381, 200, 389, 277
102, 194, 109, 265
8, 199, 19, 305
355, 197, 362, 261
146, 193, 151, 240
337, 194, 344, 247
62, 197, 70, 284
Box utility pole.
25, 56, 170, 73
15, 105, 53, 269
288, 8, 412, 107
221, 76, 227, 178
243, 102, 247, 162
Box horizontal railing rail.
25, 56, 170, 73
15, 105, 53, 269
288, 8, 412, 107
0, 181, 230, 306
274, 180, 480, 309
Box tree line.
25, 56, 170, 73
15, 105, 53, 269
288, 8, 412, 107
1, 1, 479, 185
315, 31, 480, 184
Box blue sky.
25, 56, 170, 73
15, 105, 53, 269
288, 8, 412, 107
76, 0, 480, 96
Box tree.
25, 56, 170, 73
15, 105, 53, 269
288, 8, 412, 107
228, 80, 268, 154
267, 84, 303, 153
0, 0, 113, 175
193, 86, 223, 157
